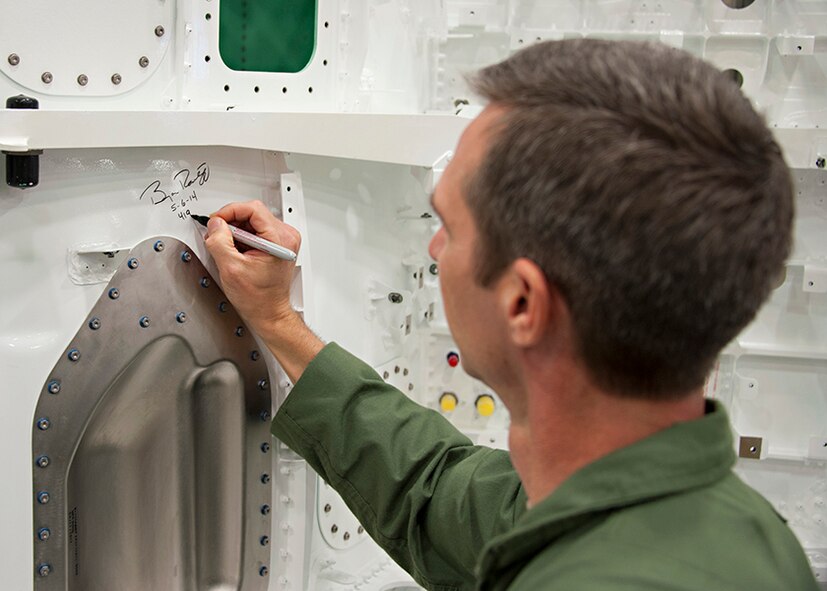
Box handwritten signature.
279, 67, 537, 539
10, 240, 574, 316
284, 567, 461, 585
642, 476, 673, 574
140, 162, 210, 206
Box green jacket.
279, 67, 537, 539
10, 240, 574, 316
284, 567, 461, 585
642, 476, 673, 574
272, 343, 818, 590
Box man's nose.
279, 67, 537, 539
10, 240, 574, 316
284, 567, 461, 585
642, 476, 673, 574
429, 227, 445, 261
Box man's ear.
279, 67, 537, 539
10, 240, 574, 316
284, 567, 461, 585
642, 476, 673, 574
498, 258, 554, 348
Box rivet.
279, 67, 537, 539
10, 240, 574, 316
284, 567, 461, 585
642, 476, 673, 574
260, 535, 270, 546
260, 442, 270, 453
251, 350, 261, 361
176, 312, 187, 323
408, 383, 414, 391
47, 380, 60, 395
7, 53, 20, 66
36, 455, 50, 468
817, 157, 826, 169
89, 317, 101, 330
111, 73, 122, 85
37, 564, 51, 578
37, 418, 51, 431
259, 566, 269, 577
153, 240, 164, 252
261, 473, 271, 484
258, 378, 269, 390
139, 56, 150, 68
429, 263, 438, 275
383, 371, 389, 379
37, 528, 51, 541
155, 25, 165, 37
357, 525, 364, 534
235, 326, 245, 337
388, 292, 403, 304
181, 251, 192, 262
127, 257, 139, 269
200, 276, 211, 288
108, 288, 120, 299
260, 504, 271, 515
41, 72, 53, 84
218, 301, 228, 312
344, 532, 350, 541
260, 410, 270, 422
67, 348, 80, 362
139, 316, 151, 328
37, 491, 50, 505
324, 504, 331, 513
331, 525, 338, 534
77, 74, 88, 86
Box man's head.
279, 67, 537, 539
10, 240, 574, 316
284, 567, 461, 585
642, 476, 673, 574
431, 39, 792, 400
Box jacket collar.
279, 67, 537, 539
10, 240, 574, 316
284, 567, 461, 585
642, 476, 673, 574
476, 400, 735, 588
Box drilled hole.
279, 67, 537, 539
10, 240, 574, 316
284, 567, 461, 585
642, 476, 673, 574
723, 69, 743, 88
324, 21, 329, 28
323, 59, 328, 66
308, 87, 313, 93
205, 55, 211, 62
254, 86, 260, 93
224, 84, 230, 92
282, 87, 287, 94
205, 12, 212, 20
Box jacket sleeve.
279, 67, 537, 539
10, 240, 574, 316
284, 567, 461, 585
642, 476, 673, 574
271, 343, 527, 591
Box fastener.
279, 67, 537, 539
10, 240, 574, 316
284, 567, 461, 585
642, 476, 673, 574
7, 53, 20, 66
176, 312, 187, 323
139, 56, 150, 68
127, 258, 139, 269
260, 536, 270, 546
429, 263, 438, 275
37, 564, 51, 577
260, 504, 271, 515
181, 251, 192, 262
77, 74, 88, 86
89, 317, 101, 330
37, 528, 50, 541
109, 288, 120, 299
67, 348, 80, 362
153, 239, 164, 252
36, 455, 50, 468
258, 378, 269, 390
251, 350, 261, 361
139, 316, 151, 328
259, 566, 269, 577
41, 72, 53, 84
155, 25, 165, 37
817, 157, 826, 169
37, 491, 50, 504
218, 301, 228, 312
200, 277, 210, 288
261, 473, 271, 484
47, 380, 60, 395
260, 442, 270, 453
235, 326, 245, 337
388, 292, 403, 304
111, 73, 122, 85
37, 418, 50, 431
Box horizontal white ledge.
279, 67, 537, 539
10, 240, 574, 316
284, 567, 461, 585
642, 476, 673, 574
0, 111, 471, 168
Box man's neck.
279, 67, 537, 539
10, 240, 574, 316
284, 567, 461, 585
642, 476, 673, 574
508, 354, 706, 508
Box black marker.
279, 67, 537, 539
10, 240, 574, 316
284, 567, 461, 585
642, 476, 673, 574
191, 214, 297, 262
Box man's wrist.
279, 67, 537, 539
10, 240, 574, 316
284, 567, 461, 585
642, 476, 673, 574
256, 306, 325, 384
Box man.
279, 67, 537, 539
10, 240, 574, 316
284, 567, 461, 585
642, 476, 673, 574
205, 40, 818, 590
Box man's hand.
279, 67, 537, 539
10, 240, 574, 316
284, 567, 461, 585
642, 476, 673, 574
205, 200, 323, 382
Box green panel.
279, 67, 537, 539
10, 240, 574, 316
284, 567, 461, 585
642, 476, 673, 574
219, 0, 317, 73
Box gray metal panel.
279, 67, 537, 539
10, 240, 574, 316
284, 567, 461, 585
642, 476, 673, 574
32, 237, 272, 590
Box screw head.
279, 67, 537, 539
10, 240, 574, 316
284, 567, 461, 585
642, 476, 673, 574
47, 380, 60, 395
37, 418, 51, 431
7, 53, 20, 66
260, 442, 270, 453
127, 257, 139, 269
153, 240, 164, 252
259, 566, 269, 577
343, 532, 350, 541
817, 157, 826, 169
155, 25, 165, 37
67, 348, 81, 362
36, 455, 50, 468
261, 473, 271, 484
37, 528, 51, 541
111, 73, 122, 85
176, 312, 187, 323
37, 491, 50, 504
108, 288, 120, 300
218, 301, 228, 312
324, 504, 331, 513
77, 74, 88, 86
89, 317, 102, 330
251, 350, 261, 361
235, 326, 245, 337
41, 72, 53, 84
139, 316, 151, 328
139, 56, 150, 68
331, 525, 338, 534
200, 276, 211, 288
37, 564, 51, 577
181, 251, 192, 262
357, 525, 364, 534
429, 263, 438, 275
388, 292, 403, 304
260, 504, 271, 515
258, 378, 269, 390
260, 410, 271, 422
260, 535, 270, 546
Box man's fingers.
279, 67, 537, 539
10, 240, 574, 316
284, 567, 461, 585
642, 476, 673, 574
204, 216, 242, 270
213, 201, 278, 239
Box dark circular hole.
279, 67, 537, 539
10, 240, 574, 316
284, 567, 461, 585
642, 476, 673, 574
205, 55, 211, 62
323, 59, 328, 66
324, 21, 329, 28
723, 68, 744, 88
308, 87, 313, 93
224, 84, 230, 92
254, 86, 260, 93
286, 186, 292, 192
205, 12, 212, 20
288, 207, 293, 213
282, 87, 287, 93
721, 0, 755, 7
